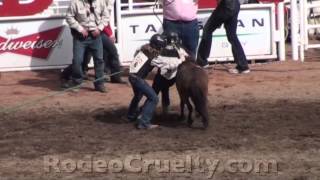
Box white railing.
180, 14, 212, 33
116, 2, 285, 64
292, 0, 320, 61
41, 0, 71, 16
120, 2, 160, 10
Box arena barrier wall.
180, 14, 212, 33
0, 0, 285, 71
117, 4, 279, 65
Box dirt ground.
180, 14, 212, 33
0, 56, 320, 179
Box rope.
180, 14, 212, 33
0, 71, 123, 116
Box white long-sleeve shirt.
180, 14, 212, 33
151, 47, 188, 80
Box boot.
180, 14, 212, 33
94, 83, 107, 93
110, 74, 127, 84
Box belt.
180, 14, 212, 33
164, 18, 197, 24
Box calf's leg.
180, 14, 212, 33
196, 104, 209, 129
186, 98, 193, 127
179, 100, 185, 121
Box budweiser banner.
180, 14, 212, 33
0, 18, 73, 71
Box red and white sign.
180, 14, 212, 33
198, 0, 217, 9
0, 0, 53, 17
0, 26, 63, 59
0, 18, 73, 71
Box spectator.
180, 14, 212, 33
100, 0, 126, 83
61, 29, 126, 85
65, 0, 109, 92
82, 25, 126, 84
100, 25, 126, 83
197, 0, 250, 74
161, 0, 199, 58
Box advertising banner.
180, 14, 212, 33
0, 18, 72, 71
119, 5, 275, 64
0, 1, 276, 71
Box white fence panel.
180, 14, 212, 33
117, 4, 279, 65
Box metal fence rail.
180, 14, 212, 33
41, 0, 71, 16
298, 0, 320, 61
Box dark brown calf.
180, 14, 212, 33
176, 59, 209, 129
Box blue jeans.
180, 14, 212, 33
127, 75, 159, 127
72, 35, 105, 85
82, 34, 122, 80
163, 19, 199, 58
197, 1, 249, 71
101, 34, 122, 81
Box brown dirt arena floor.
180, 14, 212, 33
0, 54, 320, 179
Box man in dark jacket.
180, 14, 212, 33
197, 0, 250, 74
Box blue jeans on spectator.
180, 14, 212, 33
127, 75, 159, 128
82, 34, 122, 80
72, 35, 104, 86
197, 1, 249, 71
101, 34, 122, 80
163, 19, 199, 58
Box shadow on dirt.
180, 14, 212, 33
92, 106, 188, 128
153, 113, 186, 128
93, 107, 128, 124
1, 100, 319, 160
18, 70, 61, 91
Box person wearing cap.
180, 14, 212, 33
152, 31, 189, 114
127, 34, 167, 129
